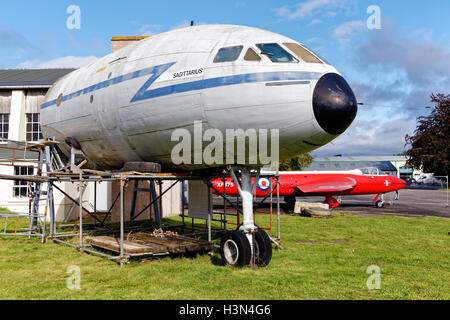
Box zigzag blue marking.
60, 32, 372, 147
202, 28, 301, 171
41, 61, 322, 109
130, 71, 322, 102
40, 62, 176, 109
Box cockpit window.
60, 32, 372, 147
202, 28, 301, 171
244, 48, 261, 61
256, 43, 298, 63
214, 46, 244, 63
283, 43, 323, 64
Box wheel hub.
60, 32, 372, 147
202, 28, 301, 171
223, 239, 239, 265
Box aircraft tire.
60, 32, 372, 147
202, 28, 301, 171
375, 201, 385, 208
220, 230, 251, 268
254, 228, 273, 267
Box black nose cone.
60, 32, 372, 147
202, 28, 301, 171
313, 73, 358, 135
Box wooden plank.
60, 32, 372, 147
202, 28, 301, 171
24, 140, 60, 150
0, 174, 48, 183
86, 233, 214, 256
164, 235, 213, 252
128, 234, 186, 253
82, 169, 114, 176
128, 233, 213, 254
85, 236, 168, 255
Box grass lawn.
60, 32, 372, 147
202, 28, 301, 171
0, 213, 448, 300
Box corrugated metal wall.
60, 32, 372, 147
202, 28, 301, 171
0, 91, 11, 114
0, 90, 47, 114
25, 90, 47, 113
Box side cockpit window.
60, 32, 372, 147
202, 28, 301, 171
256, 43, 298, 63
214, 46, 244, 63
244, 48, 261, 61
283, 43, 323, 64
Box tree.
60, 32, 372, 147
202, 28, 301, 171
405, 93, 449, 176
279, 153, 313, 171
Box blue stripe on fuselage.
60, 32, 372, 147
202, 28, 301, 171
41, 61, 322, 109
130, 71, 322, 102
40, 62, 175, 109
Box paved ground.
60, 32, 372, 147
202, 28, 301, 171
297, 188, 450, 218
214, 189, 450, 219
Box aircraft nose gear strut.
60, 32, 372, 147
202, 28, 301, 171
220, 167, 273, 268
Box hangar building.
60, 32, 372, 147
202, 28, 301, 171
0, 36, 182, 221
0, 67, 181, 221
0, 69, 80, 218
305, 156, 418, 179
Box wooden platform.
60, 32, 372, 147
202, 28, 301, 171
85, 232, 213, 257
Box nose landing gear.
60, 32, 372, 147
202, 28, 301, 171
220, 230, 251, 268
253, 227, 273, 267
373, 194, 385, 208
220, 227, 273, 268
220, 167, 273, 268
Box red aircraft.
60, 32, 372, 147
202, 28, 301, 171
212, 169, 407, 209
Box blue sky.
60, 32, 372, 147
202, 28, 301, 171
1, 0, 449, 156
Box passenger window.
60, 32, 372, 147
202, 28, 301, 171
283, 43, 322, 64
244, 48, 261, 61
256, 43, 298, 63
214, 46, 244, 63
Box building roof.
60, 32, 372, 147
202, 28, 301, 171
0, 69, 75, 89
306, 155, 408, 173
111, 36, 150, 41
312, 156, 407, 162
306, 160, 398, 173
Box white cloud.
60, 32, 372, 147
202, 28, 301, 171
0, 28, 41, 64
308, 19, 323, 26
274, 0, 346, 20
273, 6, 292, 19
359, 21, 450, 87
17, 56, 98, 69
139, 24, 164, 36
324, 11, 338, 17
0, 29, 35, 51
305, 37, 320, 43
333, 20, 365, 38
312, 117, 417, 156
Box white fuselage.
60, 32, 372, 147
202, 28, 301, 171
41, 25, 346, 171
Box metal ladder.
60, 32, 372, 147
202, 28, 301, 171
29, 146, 57, 239
129, 180, 161, 227
0, 142, 60, 242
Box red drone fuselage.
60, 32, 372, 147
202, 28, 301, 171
211, 171, 407, 208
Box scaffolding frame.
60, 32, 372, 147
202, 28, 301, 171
0, 140, 282, 265
0, 140, 52, 241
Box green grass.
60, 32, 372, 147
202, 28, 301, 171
0, 213, 448, 300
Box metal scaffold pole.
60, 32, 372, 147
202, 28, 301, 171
207, 180, 212, 242
119, 177, 125, 265
223, 177, 227, 232
79, 174, 84, 252
276, 170, 281, 242
446, 176, 449, 208
44, 146, 56, 238
0, 140, 219, 264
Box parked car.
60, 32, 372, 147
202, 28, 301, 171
415, 174, 441, 186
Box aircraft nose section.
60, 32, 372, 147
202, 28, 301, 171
392, 177, 407, 189
313, 73, 358, 135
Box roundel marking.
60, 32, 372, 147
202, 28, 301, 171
257, 178, 272, 192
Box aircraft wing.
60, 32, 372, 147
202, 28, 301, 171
295, 177, 357, 193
